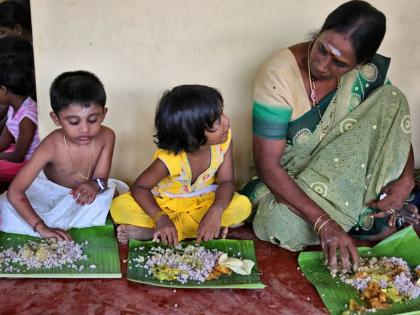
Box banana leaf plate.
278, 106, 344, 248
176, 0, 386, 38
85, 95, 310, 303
0, 224, 121, 278
127, 239, 265, 289
298, 227, 420, 315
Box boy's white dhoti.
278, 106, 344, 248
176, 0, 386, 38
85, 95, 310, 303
0, 172, 128, 237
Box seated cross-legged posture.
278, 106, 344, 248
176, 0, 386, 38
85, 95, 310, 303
242, 0, 419, 273
111, 85, 251, 245
1, 71, 118, 239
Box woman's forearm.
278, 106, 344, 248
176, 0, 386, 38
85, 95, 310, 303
256, 161, 326, 226
399, 145, 415, 183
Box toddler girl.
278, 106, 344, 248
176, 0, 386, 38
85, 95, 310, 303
0, 54, 39, 185
111, 85, 251, 245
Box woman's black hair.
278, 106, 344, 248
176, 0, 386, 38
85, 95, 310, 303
320, 0, 386, 64
0, 53, 33, 96
49, 70, 106, 114
0, 1, 31, 32
154, 85, 224, 154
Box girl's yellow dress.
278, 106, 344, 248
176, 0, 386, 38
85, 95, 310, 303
110, 130, 251, 241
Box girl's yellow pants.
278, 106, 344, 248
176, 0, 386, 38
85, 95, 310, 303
110, 192, 251, 241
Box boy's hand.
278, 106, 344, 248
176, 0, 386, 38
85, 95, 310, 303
196, 205, 224, 243
153, 215, 178, 246
70, 181, 98, 205
37, 224, 72, 241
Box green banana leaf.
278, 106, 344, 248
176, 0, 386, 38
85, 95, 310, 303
298, 227, 420, 315
127, 239, 265, 289
0, 224, 121, 278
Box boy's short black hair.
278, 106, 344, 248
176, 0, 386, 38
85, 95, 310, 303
0, 53, 33, 96
49, 70, 106, 114
154, 85, 223, 154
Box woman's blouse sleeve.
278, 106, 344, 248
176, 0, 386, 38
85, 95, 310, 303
252, 50, 294, 140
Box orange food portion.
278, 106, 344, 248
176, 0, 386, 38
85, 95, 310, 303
206, 264, 232, 281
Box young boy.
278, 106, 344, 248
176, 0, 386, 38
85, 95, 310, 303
0, 70, 117, 239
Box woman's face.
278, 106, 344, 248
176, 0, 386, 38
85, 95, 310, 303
309, 30, 359, 81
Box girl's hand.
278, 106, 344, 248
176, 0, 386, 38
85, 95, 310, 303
196, 206, 224, 243
37, 224, 72, 241
70, 181, 98, 205
153, 215, 178, 246
318, 220, 359, 274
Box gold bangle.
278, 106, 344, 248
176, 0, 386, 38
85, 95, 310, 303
316, 218, 334, 235
152, 210, 167, 223
314, 214, 329, 231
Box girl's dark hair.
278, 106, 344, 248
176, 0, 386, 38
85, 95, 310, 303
49, 70, 106, 114
154, 85, 223, 154
0, 36, 34, 69
0, 53, 33, 96
320, 0, 386, 64
0, 1, 31, 32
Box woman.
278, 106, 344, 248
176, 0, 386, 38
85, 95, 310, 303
245, 0, 419, 272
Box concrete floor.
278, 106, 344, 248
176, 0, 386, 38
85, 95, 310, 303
0, 226, 343, 315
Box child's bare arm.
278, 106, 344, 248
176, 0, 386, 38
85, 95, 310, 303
91, 127, 115, 180
0, 118, 36, 162
70, 127, 115, 205
197, 141, 235, 242
0, 124, 13, 152
131, 159, 178, 245
7, 138, 71, 240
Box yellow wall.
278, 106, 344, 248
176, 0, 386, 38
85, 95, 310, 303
30, 0, 420, 185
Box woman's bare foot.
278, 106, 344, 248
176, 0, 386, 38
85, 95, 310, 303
116, 225, 154, 244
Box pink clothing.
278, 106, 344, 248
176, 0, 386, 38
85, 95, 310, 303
0, 159, 26, 182
0, 144, 26, 183
5, 97, 40, 160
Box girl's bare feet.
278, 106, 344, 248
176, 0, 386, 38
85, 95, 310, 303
116, 225, 154, 244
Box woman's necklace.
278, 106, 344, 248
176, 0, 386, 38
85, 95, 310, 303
63, 135, 94, 181
307, 42, 322, 120
306, 42, 340, 140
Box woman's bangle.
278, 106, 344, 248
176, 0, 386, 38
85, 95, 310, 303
316, 218, 334, 235
33, 220, 44, 232
152, 210, 167, 223
314, 214, 330, 231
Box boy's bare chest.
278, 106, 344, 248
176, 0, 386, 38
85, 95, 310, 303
44, 144, 99, 188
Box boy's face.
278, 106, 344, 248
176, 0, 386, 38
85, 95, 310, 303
50, 103, 107, 145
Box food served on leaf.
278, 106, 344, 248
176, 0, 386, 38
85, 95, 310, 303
0, 238, 89, 272
339, 256, 420, 314
131, 244, 255, 284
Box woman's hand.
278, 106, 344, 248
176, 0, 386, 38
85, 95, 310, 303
70, 181, 98, 205
370, 177, 414, 213
153, 215, 178, 246
318, 220, 359, 274
369, 177, 415, 226
37, 224, 72, 241
196, 206, 224, 243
